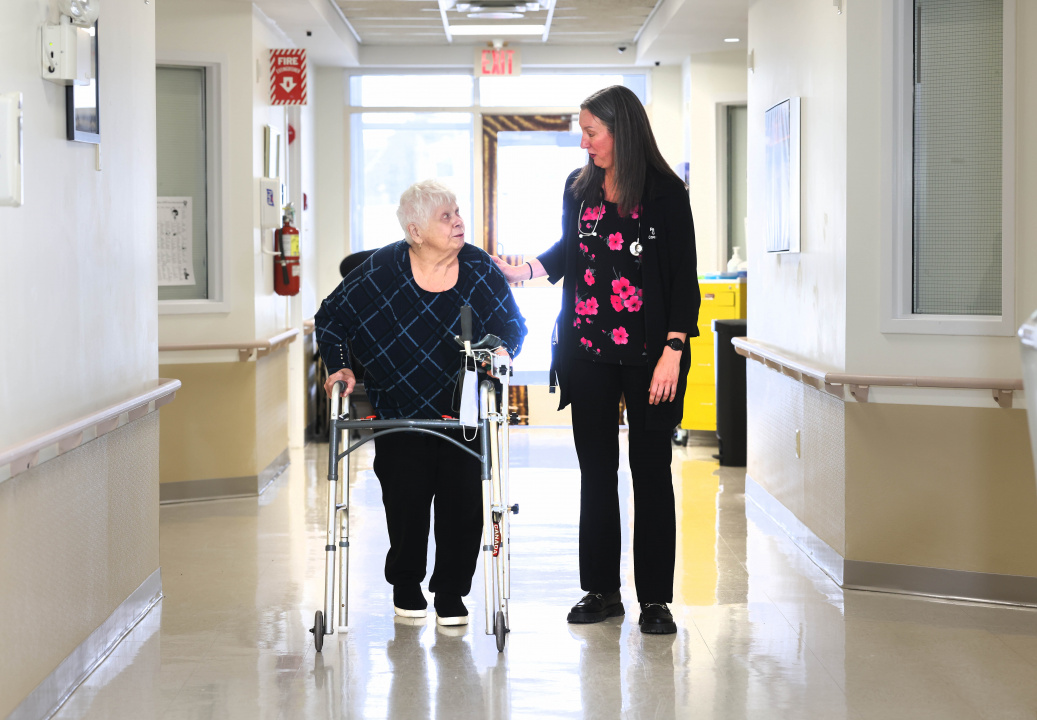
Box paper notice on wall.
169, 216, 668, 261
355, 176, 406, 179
158, 197, 195, 286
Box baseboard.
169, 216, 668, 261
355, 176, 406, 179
744, 474, 845, 586
159, 448, 289, 504
9, 568, 162, 720
745, 474, 1037, 607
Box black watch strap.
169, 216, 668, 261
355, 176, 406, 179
665, 338, 684, 352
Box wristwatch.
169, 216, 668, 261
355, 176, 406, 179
665, 338, 684, 352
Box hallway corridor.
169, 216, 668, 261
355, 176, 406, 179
50, 430, 1037, 719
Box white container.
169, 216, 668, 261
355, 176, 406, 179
1020, 308, 1037, 481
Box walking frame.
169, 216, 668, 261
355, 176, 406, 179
310, 306, 518, 652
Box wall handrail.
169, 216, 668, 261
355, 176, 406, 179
159, 328, 300, 361
731, 337, 1022, 408
0, 378, 182, 484
303, 318, 315, 336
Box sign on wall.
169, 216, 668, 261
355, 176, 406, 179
475, 48, 521, 77
270, 49, 307, 106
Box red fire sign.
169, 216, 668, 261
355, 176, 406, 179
270, 49, 307, 106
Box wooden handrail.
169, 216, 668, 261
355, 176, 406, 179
731, 337, 1022, 408
159, 328, 300, 361
303, 318, 315, 336
0, 378, 182, 484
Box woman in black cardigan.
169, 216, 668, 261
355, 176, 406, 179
494, 85, 700, 634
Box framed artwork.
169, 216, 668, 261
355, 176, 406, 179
65, 22, 99, 144
765, 96, 800, 253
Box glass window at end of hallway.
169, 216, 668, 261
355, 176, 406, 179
911, 0, 1008, 318
351, 112, 473, 252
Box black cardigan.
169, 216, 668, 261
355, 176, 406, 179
537, 168, 701, 431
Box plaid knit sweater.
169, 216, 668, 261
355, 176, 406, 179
315, 241, 527, 419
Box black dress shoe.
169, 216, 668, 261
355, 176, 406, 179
638, 602, 677, 634
566, 591, 624, 624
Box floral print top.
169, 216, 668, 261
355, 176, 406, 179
572, 199, 648, 365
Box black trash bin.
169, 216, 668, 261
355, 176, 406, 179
713, 319, 747, 466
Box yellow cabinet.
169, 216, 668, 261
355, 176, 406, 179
681, 280, 746, 432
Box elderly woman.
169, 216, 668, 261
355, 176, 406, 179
315, 179, 526, 626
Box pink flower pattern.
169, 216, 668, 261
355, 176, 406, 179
574, 198, 646, 361
611, 277, 634, 299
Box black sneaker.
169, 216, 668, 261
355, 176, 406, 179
566, 590, 624, 624
393, 584, 427, 619
638, 602, 677, 634
434, 593, 469, 626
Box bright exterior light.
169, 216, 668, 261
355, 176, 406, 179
724, 37, 740, 43
449, 24, 546, 35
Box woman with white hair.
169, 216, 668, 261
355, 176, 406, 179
315, 179, 527, 626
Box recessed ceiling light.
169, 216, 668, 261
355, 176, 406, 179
449, 24, 545, 35
724, 37, 740, 43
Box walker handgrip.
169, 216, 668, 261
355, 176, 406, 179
459, 305, 473, 342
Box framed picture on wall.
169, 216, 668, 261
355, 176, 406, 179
764, 96, 800, 253
65, 22, 100, 144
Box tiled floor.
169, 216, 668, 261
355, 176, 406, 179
52, 429, 1037, 719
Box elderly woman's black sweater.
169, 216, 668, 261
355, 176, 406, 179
316, 241, 526, 419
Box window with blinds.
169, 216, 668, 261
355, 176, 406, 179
912, 0, 1003, 316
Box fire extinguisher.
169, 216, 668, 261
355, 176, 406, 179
274, 206, 300, 296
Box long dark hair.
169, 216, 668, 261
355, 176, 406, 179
571, 85, 682, 215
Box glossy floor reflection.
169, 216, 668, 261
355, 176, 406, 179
52, 429, 1037, 719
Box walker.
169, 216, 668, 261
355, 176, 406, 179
310, 306, 518, 652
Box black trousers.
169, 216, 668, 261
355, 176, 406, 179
372, 429, 483, 596
568, 358, 676, 603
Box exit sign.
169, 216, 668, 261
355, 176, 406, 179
475, 48, 521, 77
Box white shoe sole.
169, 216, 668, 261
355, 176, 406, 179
436, 614, 469, 626
394, 606, 427, 618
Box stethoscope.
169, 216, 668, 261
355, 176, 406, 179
576, 200, 647, 257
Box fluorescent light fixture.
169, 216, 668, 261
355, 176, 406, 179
724, 37, 740, 43
449, 24, 545, 35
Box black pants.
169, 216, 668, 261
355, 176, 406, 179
372, 429, 483, 596
569, 358, 676, 603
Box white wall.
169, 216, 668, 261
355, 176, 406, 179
0, 0, 158, 449
314, 67, 349, 301
156, 0, 259, 345
686, 49, 748, 274
844, 0, 1036, 381
747, 0, 847, 369
647, 65, 684, 170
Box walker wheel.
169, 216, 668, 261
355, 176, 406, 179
494, 610, 507, 652
311, 610, 324, 652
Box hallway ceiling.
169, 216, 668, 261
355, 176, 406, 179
333, 0, 661, 46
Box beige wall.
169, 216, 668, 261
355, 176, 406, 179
159, 350, 289, 487
747, 363, 847, 554
686, 50, 748, 275
745, 0, 1036, 591
0, 416, 160, 718
845, 403, 1037, 575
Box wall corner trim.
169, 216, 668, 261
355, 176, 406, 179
8, 568, 163, 720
